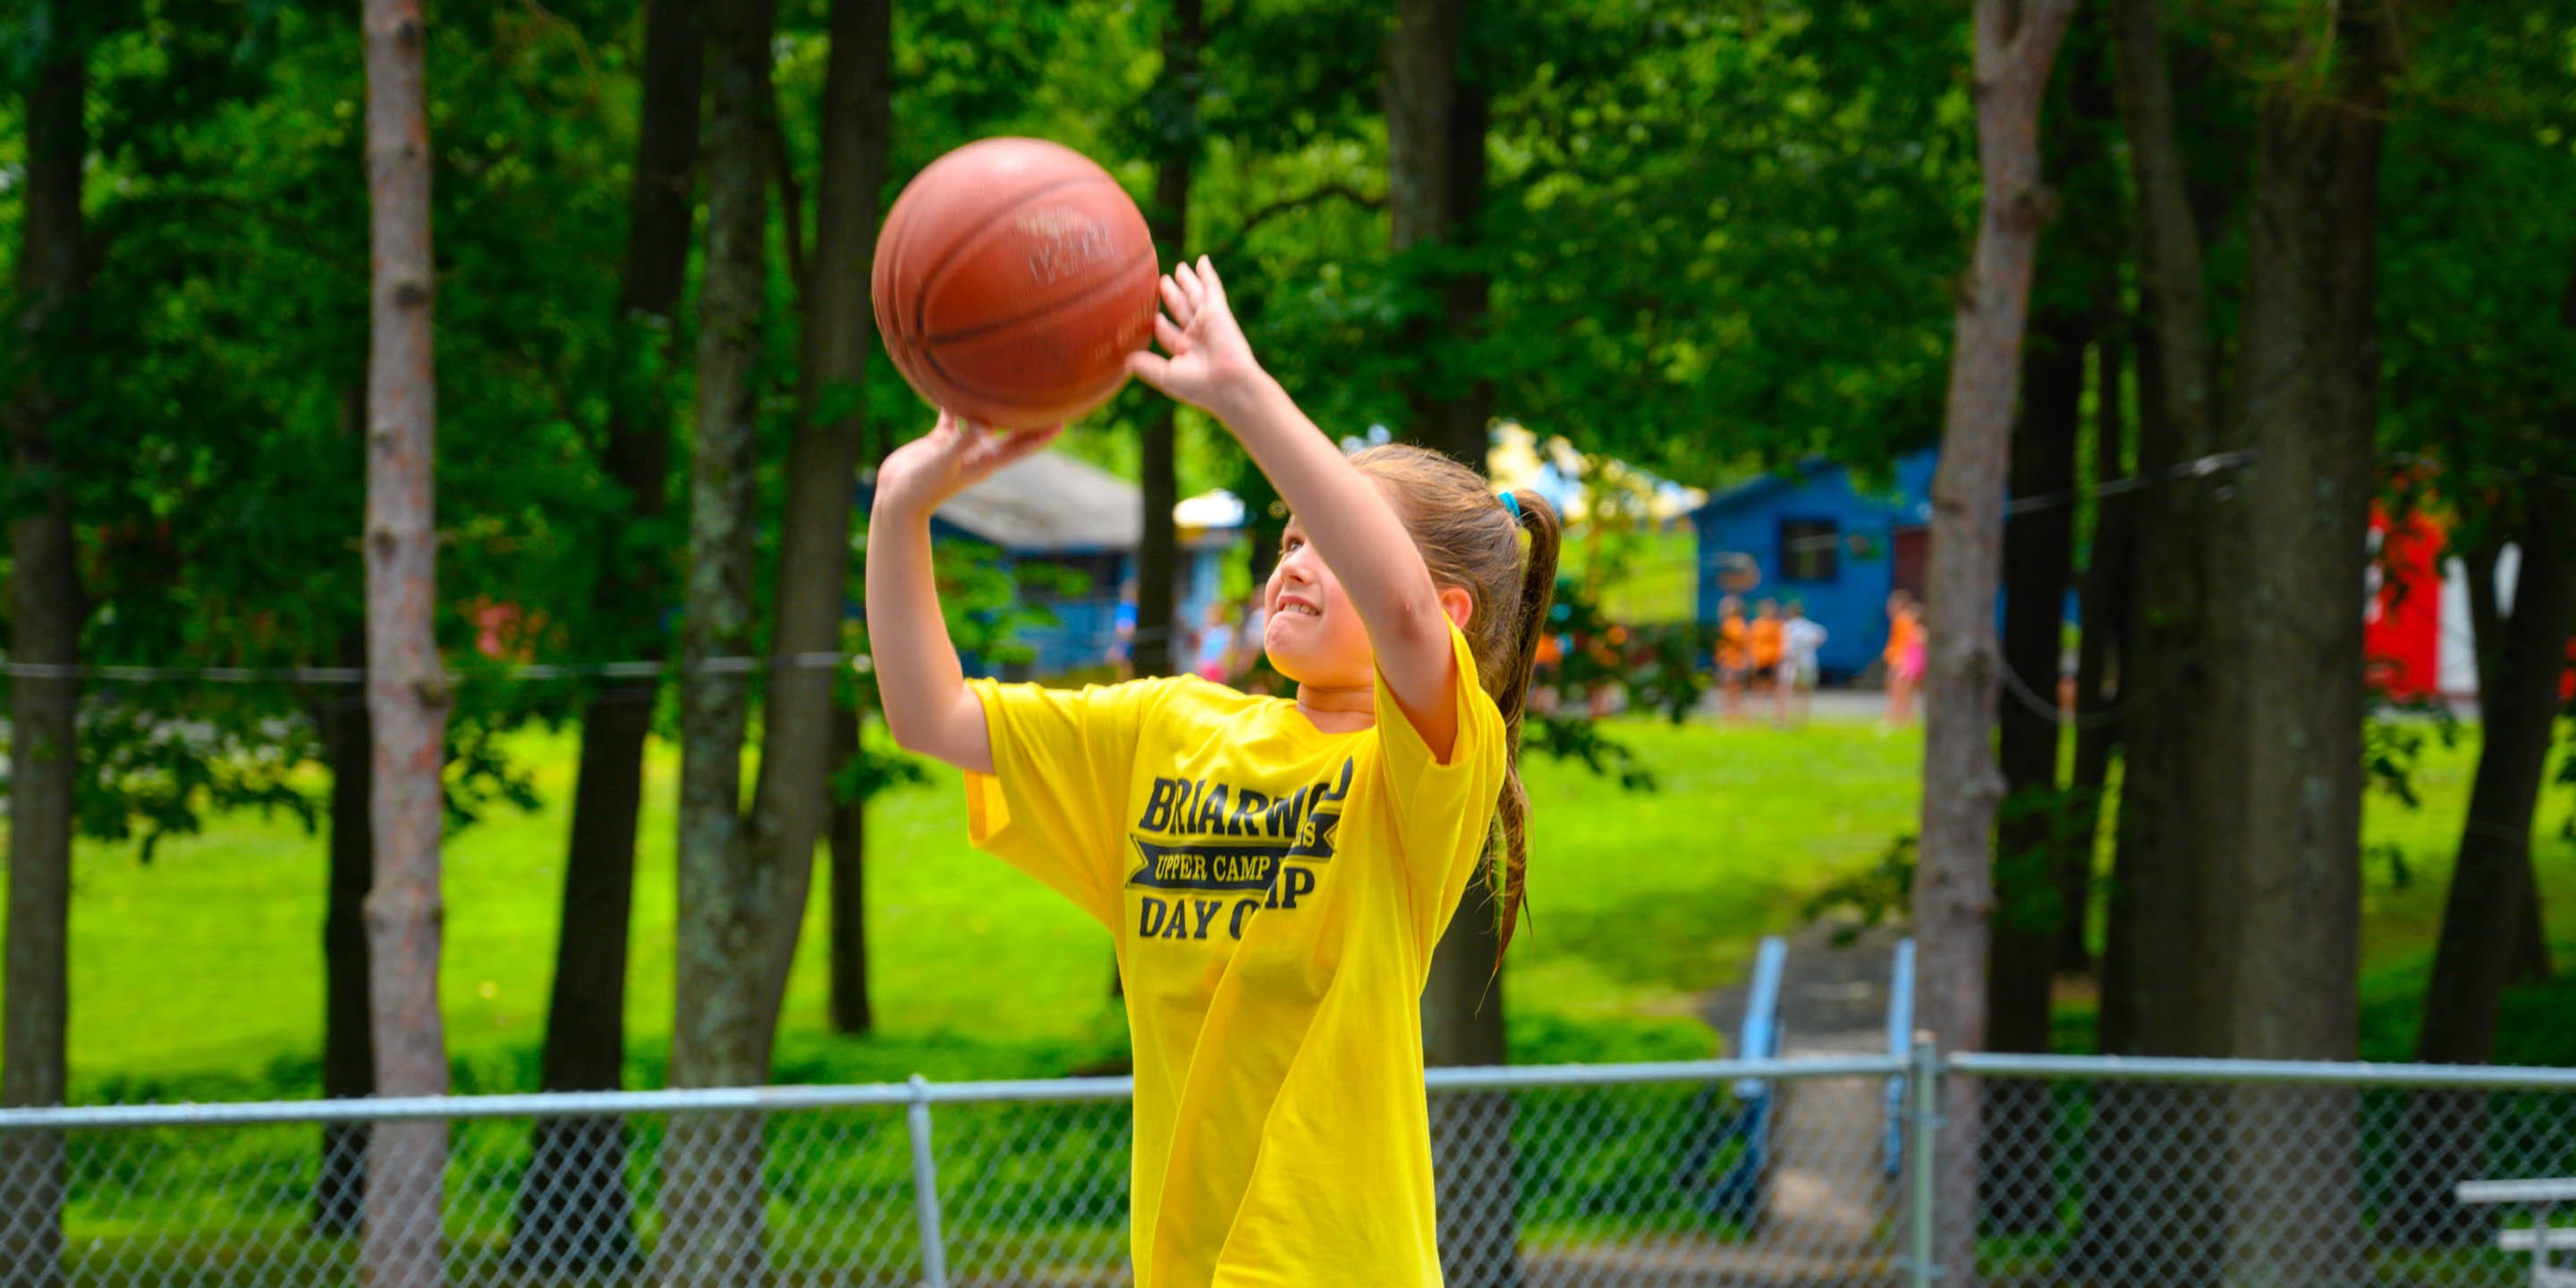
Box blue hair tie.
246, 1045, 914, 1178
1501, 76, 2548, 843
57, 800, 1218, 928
1499, 490, 1521, 520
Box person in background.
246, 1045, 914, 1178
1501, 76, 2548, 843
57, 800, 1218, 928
1748, 598, 1784, 716
1884, 590, 1924, 726
1108, 578, 1140, 680
1191, 601, 1237, 683
1715, 596, 1750, 721
1236, 597, 1272, 692
1531, 626, 1564, 716
1779, 599, 1827, 728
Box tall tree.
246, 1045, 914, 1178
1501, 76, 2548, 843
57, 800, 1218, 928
666, 0, 890, 1267
512, 0, 705, 1270
828, 702, 876, 1032
663, 0, 781, 1274
1914, 1, 2075, 1281
775, 0, 893, 1038
2392, 488, 2576, 1242
2386, 203, 2576, 1236
318, 627, 374, 1238
2377, 1, 2576, 1220
1982, 11, 2115, 1235
360, 0, 453, 1282
1387, 2, 1519, 1283
1384, 0, 1490, 470
2383, 0, 2576, 1038
1131, 0, 1205, 683
2, 10, 92, 1284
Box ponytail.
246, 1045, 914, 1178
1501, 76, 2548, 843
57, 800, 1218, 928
1345, 446, 1563, 972
1487, 488, 1561, 967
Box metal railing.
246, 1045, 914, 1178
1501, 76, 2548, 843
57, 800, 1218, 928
0, 1048, 2570, 1286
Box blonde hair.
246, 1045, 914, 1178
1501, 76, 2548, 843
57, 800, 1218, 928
1349, 445, 1563, 966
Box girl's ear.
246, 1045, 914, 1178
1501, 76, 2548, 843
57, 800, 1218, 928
1437, 585, 1474, 631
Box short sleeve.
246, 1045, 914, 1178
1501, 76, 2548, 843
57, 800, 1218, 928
1368, 624, 1510, 946
964, 677, 1174, 933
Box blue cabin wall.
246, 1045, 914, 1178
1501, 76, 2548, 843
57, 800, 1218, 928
1695, 452, 1936, 681
1010, 547, 1233, 679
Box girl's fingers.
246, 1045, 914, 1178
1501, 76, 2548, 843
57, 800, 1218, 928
1159, 274, 1194, 328
1196, 255, 1226, 308
1001, 423, 1067, 462
1154, 311, 1186, 355
1173, 259, 1205, 312
1127, 348, 1173, 392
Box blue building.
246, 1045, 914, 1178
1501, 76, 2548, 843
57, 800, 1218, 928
856, 451, 1241, 679
1691, 451, 1937, 682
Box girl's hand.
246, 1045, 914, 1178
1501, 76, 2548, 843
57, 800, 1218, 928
875, 411, 1064, 519
1126, 256, 1270, 424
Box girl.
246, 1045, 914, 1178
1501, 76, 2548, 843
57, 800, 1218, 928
1884, 589, 1924, 725
865, 256, 1561, 1287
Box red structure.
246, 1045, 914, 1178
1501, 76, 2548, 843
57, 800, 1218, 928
2364, 505, 2451, 699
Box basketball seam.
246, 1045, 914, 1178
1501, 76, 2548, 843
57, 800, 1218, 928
924, 248, 1157, 346
907, 172, 1112, 345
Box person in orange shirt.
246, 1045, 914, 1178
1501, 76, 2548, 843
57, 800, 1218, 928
1749, 598, 1785, 722
1884, 590, 1925, 725
1715, 596, 1750, 721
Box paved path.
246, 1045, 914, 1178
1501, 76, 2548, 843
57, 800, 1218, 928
1701, 923, 1905, 1264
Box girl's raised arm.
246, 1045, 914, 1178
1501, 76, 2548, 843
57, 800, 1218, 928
865, 412, 1063, 775
1127, 258, 1464, 758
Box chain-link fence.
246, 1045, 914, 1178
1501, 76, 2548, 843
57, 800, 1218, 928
0, 1052, 2570, 1286
1960, 1054, 2576, 1288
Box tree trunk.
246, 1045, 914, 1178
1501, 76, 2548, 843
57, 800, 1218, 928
1983, 16, 2117, 1232
512, 0, 701, 1268
2078, 3, 2227, 1277
1390, 3, 1518, 1283
1981, 216, 2087, 1242
361, 0, 452, 1283
2461, 543, 2557, 987
2221, 13, 2390, 1284
829, 702, 874, 1033
2420, 519, 2572, 1068
1132, 0, 1201, 686
2387, 515, 2574, 1246
1916, 3, 2076, 1281
2, 26, 89, 1285
749, 0, 892, 1057
664, 0, 778, 1275
1385, 0, 1492, 470
318, 626, 375, 1238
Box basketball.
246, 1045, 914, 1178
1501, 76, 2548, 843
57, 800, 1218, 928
871, 138, 1160, 429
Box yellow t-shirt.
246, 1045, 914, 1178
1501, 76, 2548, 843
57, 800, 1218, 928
964, 623, 1507, 1288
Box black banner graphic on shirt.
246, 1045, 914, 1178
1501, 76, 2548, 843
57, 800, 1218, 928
1123, 757, 1352, 899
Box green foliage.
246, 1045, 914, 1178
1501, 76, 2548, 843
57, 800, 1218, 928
836, 530, 1073, 802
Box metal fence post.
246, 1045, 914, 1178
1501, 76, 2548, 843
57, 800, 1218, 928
907, 1074, 951, 1288
1908, 1032, 1941, 1287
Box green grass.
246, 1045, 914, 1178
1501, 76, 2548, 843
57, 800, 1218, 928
11, 714, 2576, 1284
7, 715, 2575, 1103
15, 716, 1919, 1100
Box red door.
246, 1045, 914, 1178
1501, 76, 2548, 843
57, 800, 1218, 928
1893, 526, 1930, 604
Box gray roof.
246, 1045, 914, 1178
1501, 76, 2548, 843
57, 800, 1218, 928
936, 450, 1141, 553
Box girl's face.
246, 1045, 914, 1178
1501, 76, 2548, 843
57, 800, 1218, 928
1261, 518, 1377, 689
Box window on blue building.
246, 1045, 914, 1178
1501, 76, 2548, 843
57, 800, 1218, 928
1781, 519, 1840, 582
